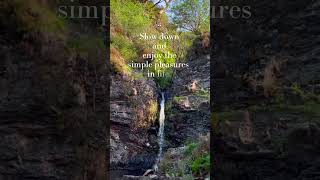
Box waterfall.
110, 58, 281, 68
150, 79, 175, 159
158, 92, 165, 160
153, 92, 165, 171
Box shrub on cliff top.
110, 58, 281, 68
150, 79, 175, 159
111, 34, 138, 61
0, 0, 66, 34
111, 0, 152, 36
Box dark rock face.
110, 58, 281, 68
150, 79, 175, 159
110, 74, 159, 176
213, 110, 320, 180
0, 1, 107, 179
166, 36, 211, 147
213, 0, 320, 179
0, 32, 107, 179
213, 0, 320, 109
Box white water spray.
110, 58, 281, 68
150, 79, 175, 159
153, 92, 165, 171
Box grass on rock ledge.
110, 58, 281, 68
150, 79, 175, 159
159, 135, 210, 179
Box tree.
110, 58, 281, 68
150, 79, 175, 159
170, 0, 209, 33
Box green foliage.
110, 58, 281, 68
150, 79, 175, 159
111, 0, 153, 36
111, 34, 138, 61
1, 0, 66, 34
68, 36, 104, 52
173, 32, 198, 60
190, 154, 210, 175
184, 143, 198, 156
195, 89, 210, 98
249, 103, 320, 117
110, 46, 132, 75
67, 34, 106, 67
173, 96, 186, 103
290, 83, 320, 102
165, 100, 173, 113
170, 0, 210, 33
160, 135, 210, 178
291, 83, 307, 100
152, 51, 176, 88
109, 0, 207, 89
110, 0, 177, 89
155, 75, 173, 89
132, 72, 144, 80
265, 82, 320, 111
110, 0, 154, 76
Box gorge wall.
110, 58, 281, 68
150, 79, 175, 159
110, 33, 212, 179
0, 1, 107, 179
154, 35, 211, 179
110, 73, 159, 176
166, 35, 211, 148
213, 0, 320, 179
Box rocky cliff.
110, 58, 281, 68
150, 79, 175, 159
0, 1, 107, 179
152, 35, 211, 179
110, 73, 159, 177
166, 35, 211, 148
213, 0, 320, 179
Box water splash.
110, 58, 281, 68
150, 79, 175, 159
153, 92, 165, 171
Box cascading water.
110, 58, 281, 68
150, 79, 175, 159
153, 92, 165, 171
